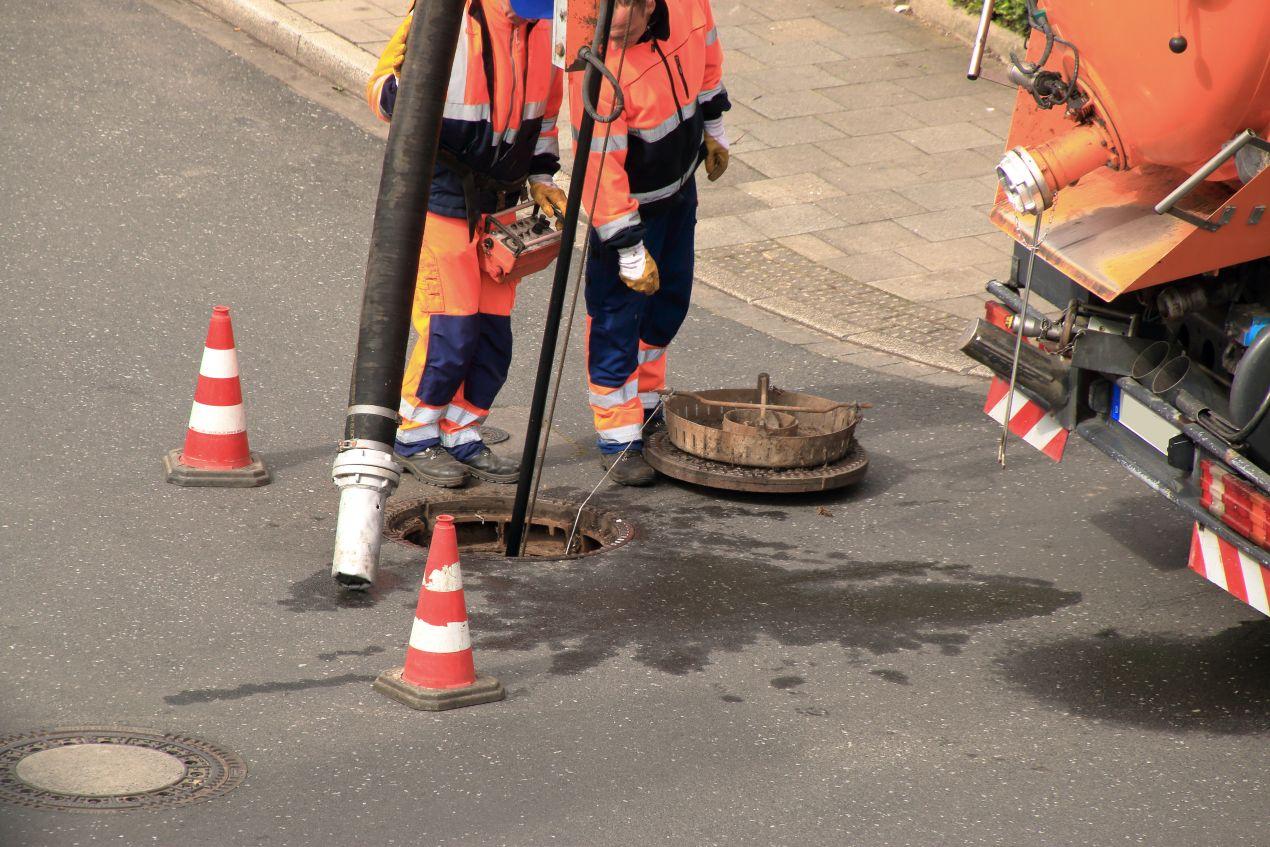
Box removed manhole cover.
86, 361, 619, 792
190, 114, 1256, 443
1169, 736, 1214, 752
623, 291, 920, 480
478, 425, 510, 445
0, 727, 245, 812
384, 494, 633, 558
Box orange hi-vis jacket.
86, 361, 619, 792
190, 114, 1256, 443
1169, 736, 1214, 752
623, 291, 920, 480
569, 0, 729, 249
367, 0, 563, 222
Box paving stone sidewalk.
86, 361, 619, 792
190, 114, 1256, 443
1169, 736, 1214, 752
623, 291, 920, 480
210, 0, 1024, 372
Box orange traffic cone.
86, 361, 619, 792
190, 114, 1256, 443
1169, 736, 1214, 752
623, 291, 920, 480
374, 515, 505, 710
164, 306, 271, 487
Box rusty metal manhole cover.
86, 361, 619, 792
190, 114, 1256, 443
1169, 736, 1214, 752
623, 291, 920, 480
645, 430, 869, 493
0, 727, 246, 812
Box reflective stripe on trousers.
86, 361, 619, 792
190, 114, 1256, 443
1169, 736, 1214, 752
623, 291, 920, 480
584, 180, 697, 453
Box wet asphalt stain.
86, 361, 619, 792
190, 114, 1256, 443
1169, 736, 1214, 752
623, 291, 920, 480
770, 675, 805, 690
278, 566, 407, 612
870, 669, 910, 685
997, 621, 1270, 734
317, 645, 386, 661
462, 504, 1081, 676
164, 673, 375, 705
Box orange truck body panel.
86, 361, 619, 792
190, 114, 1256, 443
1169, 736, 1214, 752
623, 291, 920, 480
993, 0, 1270, 301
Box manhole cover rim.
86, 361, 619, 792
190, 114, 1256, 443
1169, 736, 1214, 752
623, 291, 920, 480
383, 494, 636, 561
0, 727, 246, 812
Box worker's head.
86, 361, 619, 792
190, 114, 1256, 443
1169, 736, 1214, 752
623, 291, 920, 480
609, 0, 655, 47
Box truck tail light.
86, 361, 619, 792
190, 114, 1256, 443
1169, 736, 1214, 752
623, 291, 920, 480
1199, 459, 1270, 548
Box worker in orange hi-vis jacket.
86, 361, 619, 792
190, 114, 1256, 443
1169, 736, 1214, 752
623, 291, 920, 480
366, 0, 564, 488
570, 0, 730, 486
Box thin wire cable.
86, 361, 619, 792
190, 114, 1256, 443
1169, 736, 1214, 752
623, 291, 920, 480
519, 32, 631, 555
565, 395, 665, 554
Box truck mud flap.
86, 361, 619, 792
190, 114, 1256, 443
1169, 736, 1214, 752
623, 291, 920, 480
984, 376, 1069, 461
1188, 524, 1270, 616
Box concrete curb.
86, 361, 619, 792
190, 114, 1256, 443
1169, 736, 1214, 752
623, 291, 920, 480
884, 0, 1024, 68
189, 0, 374, 94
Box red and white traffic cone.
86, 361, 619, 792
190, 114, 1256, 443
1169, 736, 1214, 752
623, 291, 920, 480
164, 305, 271, 487
374, 515, 504, 710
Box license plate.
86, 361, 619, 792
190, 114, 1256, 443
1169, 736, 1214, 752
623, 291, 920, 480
1110, 385, 1181, 455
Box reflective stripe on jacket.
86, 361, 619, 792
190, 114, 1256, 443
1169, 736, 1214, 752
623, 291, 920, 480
569, 0, 729, 248
366, 0, 563, 220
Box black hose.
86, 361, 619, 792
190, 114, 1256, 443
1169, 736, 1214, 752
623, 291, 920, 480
504, 1, 619, 557
343, 0, 468, 447
1231, 390, 1270, 442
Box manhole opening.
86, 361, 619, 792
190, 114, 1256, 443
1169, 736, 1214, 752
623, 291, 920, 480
384, 495, 633, 559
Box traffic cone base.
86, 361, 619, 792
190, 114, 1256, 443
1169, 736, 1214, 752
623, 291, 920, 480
372, 668, 504, 712
163, 448, 271, 488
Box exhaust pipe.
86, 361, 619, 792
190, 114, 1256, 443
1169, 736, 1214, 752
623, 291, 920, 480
1130, 341, 1178, 386
959, 318, 1069, 409
1150, 355, 1231, 417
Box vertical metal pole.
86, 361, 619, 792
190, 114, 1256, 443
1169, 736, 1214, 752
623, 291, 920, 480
331, 0, 467, 588
505, 0, 617, 557
966, 0, 996, 80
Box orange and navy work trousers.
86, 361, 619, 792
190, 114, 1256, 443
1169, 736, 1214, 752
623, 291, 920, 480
584, 180, 697, 454
397, 212, 518, 462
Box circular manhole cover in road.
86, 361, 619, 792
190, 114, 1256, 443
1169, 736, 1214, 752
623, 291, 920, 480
0, 727, 245, 812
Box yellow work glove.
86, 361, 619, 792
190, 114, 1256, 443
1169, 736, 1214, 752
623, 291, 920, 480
529, 180, 568, 229
374, 14, 411, 80
704, 134, 729, 182
617, 243, 660, 295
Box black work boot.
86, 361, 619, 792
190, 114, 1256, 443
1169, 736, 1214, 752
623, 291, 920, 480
396, 445, 469, 488
601, 450, 656, 486
459, 445, 520, 483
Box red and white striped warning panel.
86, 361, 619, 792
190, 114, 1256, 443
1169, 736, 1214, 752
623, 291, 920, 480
1188, 524, 1270, 616
983, 376, 1069, 461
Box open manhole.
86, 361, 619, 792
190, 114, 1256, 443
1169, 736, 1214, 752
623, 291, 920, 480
384, 494, 634, 558
0, 727, 245, 812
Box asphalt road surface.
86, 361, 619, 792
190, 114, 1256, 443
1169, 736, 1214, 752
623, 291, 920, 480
1, 1, 1266, 845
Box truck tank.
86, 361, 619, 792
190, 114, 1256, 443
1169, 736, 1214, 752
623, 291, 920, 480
989, 0, 1270, 301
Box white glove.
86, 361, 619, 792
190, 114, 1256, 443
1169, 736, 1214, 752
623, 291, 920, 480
704, 117, 730, 149
616, 242, 659, 295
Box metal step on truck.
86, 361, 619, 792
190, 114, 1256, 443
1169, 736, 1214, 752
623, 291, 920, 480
958, 0, 1270, 614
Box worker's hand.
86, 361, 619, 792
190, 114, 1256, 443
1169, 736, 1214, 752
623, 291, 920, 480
703, 134, 729, 182
617, 242, 660, 295
529, 179, 568, 229
379, 14, 411, 79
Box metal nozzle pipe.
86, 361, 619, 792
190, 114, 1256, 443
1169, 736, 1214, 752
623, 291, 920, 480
959, 318, 1069, 408
331, 448, 402, 587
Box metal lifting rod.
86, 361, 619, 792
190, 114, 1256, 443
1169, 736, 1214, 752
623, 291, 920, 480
505, 0, 618, 557
330, 0, 468, 588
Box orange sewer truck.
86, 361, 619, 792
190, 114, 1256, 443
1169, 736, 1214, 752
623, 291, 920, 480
959, 0, 1270, 614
